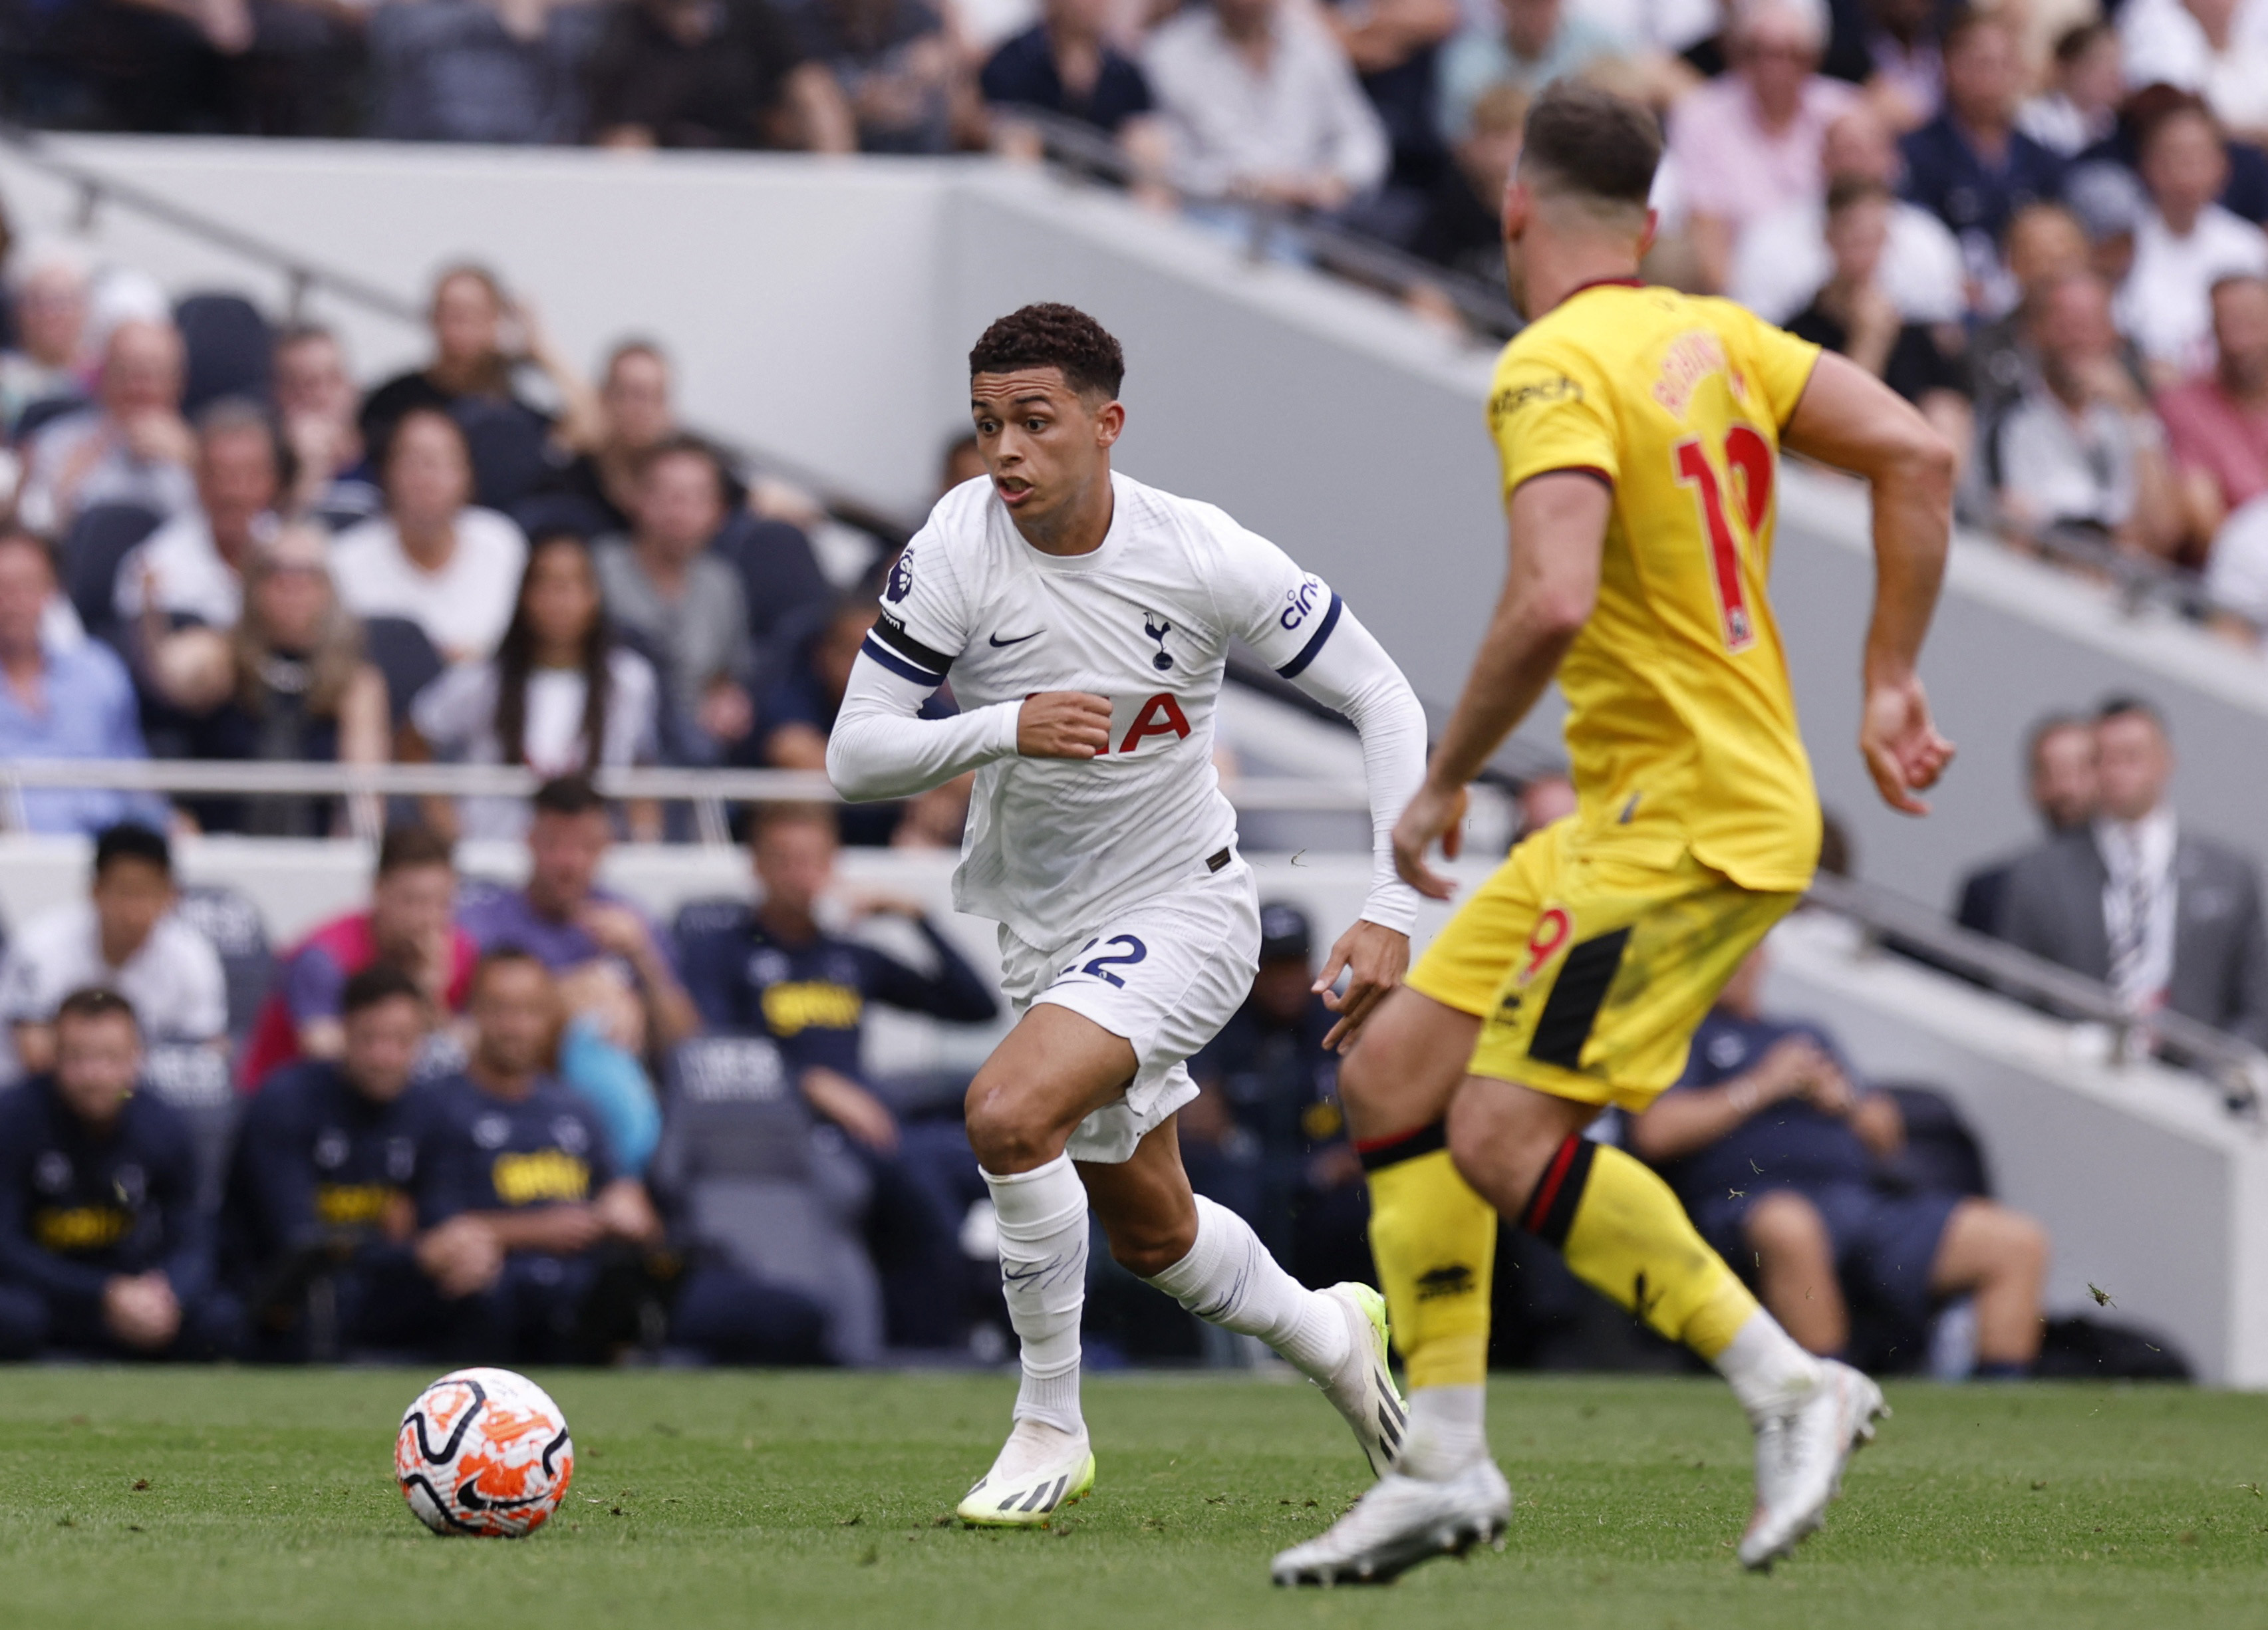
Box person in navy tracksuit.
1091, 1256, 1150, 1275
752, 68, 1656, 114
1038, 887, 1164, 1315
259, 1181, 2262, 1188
0, 988, 240, 1359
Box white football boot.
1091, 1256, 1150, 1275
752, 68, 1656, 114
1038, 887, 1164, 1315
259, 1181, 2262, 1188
1311, 1283, 1408, 1478
1737, 1357, 1888, 1570
1270, 1458, 1512, 1586
955, 1420, 1097, 1528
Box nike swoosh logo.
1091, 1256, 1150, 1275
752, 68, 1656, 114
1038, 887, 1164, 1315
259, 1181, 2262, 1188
989, 630, 1043, 647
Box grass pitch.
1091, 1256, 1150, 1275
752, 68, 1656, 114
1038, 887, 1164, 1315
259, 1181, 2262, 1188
1, 1369, 2263, 1630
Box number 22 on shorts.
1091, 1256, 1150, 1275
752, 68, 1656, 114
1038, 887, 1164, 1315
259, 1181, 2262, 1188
1059, 935, 1149, 988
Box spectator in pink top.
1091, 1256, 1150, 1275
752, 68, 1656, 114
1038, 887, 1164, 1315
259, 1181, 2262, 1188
2160, 273, 2268, 551
1665, 0, 1859, 293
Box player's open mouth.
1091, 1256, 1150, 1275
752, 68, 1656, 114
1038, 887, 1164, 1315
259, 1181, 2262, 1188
996, 478, 1035, 505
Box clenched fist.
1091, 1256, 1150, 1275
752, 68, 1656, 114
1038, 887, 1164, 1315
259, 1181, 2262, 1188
1018, 692, 1113, 759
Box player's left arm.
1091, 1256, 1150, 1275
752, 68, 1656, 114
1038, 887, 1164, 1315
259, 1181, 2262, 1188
1779, 349, 1959, 815
1391, 471, 1610, 898
1214, 527, 1427, 1050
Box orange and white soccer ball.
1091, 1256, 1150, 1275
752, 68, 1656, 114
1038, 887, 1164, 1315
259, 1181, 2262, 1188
395, 1368, 574, 1538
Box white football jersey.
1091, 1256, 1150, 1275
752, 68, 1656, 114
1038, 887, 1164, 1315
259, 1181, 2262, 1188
863, 472, 1347, 948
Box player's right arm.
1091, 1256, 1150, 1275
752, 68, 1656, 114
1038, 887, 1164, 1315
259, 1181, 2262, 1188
1779, 349, 1959, 815
1392, 471, 1611, 899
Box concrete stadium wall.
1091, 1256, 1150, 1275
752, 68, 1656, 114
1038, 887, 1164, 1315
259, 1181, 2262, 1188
5, 138, 2267, 910
2, 833, 2261, 1384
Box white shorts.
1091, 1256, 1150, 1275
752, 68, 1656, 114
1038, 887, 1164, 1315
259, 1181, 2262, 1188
996, 859, 1262, 1164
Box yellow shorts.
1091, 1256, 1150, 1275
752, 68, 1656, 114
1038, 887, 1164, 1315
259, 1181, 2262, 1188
1406, 819, 1800, 1112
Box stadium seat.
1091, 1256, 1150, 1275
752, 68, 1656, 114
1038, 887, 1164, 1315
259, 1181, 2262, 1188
360, 614, 443, 726
142, 1041, 238, 1214
174, 293, 274, 415
61, 501, 164, 641
654, 1035, 884, 1365
11, 392, 88, 444
175, 883, 275, 1043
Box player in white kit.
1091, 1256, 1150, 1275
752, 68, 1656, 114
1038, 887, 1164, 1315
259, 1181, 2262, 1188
827, 305, 1432, 1524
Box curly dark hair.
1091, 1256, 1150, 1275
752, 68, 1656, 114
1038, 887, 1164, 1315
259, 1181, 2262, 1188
968, 303, 1125, 398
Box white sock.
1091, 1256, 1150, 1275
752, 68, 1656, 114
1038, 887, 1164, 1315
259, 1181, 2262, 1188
1397, 1385, 1488, 1481
1713, 1307, 1825, 1424
984, 1154, 1090, 1436
1142, 1195, 1350, 1379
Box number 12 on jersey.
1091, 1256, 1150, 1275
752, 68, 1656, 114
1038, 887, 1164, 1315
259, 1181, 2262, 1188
1671, 424, 1774, 654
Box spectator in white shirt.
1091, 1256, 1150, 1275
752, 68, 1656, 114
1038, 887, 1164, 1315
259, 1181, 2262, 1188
2119, 0, 2268, 147
1663, 0, 1858, 293
1992, 269, 2186, 559
0, 823, 225, 1086
2114, 98, 2268, 384
410, 530, 662, 841
2017, 20, 2123, 158
0, 241, 91, 438
331, 406, 528, 666
16, 319, 196, 540
1144, 0, 1390, 215
1730, 103, 1965, 324
114, 398, 284, 638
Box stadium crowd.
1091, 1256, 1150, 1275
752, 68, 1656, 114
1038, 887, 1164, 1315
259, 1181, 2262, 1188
2, 0, 2268, 626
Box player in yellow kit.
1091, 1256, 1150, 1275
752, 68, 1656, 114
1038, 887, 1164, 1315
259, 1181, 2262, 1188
1272, 81, 1957, 1585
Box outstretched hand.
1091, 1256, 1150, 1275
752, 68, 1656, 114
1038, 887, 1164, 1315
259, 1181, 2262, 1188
1860, 674, 1955, 816
1390, 783, 1470, 900
1314, 919, 1411, 1053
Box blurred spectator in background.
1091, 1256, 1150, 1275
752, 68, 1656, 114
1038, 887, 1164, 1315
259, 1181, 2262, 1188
1185, 902, 1369, 1289
114, 397, 284, 637
1144, 0, 1390, 219
155, 525, 390, 836
17, 317, 194, 537
227, 965, 451, 1359
982, 0, 1171, 191
2116, 98, 2268, 384
551, 340, 675, 536
1968, 202, 2096, 428
678, 803, 994, 1344
1732, 104, 1965, 327
587, 0, 855, 150
0, 989, 241, 1361
1630, 944, 2049, 1373
1953, 712, 2098, 933
241, 824, 475, 1088
2160, 274, 2268, 551
1408, 79, 1523, 289
1858, 0, 1939, 132
412, 530, 662, 841
1987, 271, 2184, 559
595, 436, 756, 763
797, 0, 966, 153
2118, 0, 2268, 147
0, 242, 92, 436
332, 407, 529, 665
273, 325, 378, 529
1436, 0, 1617, 144
1900, 9, 2064, 305
936, 431, 986, 497
1323, 0, 1461, 233
0, 533, 170, 837
1514, 767, 1576, 839
458, 774, 698, 1059
366, 0, 603, 144
357, 265, 599, 495
1998, 698, 2268, 1043
1788, 178, 1973, 458
1665, 0, 1858, 293
0, 823, 225, 1086
2017, 20, 2122, 158
415, 948, 664, 1364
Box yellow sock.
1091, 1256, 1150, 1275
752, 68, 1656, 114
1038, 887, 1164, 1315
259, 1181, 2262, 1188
1361, 1129, 1497, 1390
1522, 1135, 1755, 1360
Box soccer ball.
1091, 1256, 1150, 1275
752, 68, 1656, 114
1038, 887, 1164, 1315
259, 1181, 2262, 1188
395, 1367, 574, 1537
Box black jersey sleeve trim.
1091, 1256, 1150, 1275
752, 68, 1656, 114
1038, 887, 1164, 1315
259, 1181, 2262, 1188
1274, 591, 1344, 680
871, 611, 955, 680
859, 632, 943, 688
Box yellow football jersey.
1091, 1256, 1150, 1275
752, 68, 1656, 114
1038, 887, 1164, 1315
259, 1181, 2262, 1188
1487, 280, 1824, 893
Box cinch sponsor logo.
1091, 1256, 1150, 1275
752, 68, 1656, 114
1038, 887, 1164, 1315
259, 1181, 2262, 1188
34, 1205, 129, 1252
761, 981, 865, 1036
491, 1151, 591, 1207
317, 1183, 397, 1226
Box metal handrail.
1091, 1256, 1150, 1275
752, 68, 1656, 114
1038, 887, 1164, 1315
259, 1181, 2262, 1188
1808, 869, 2267, 1115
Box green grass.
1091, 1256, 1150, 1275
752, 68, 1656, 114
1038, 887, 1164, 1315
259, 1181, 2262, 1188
1, 1369, 2263, 1630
